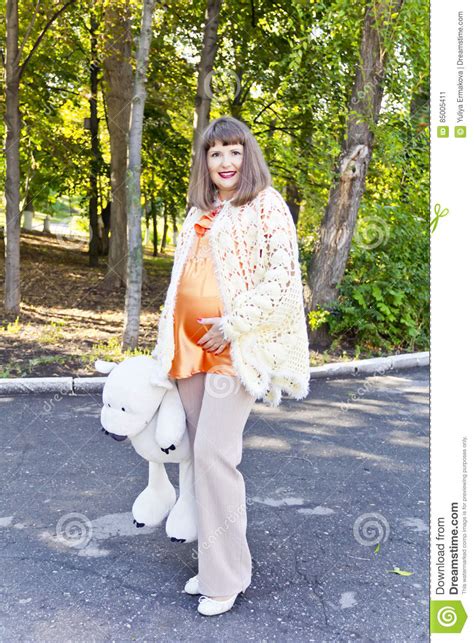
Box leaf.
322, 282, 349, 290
372, 285, 383, 301
353, 289, 367, 308
377, 302, 392, 316
374, 543, 380, 554
389, 290, 404, 305
387, 567, 413, 576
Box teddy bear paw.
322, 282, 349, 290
161, 444, 176, 454
132, 485, 176, 527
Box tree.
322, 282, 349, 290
307, 0, 405, 348
189, 0, 223, 193
122, 0, 157, 349
87, 8, 101, 267
3, 0, 76, 315
102, 0, 133, 288
4, 0, 21, 315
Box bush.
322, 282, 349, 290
327, 203, 429, 353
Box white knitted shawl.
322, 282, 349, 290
151, 185, 311, 407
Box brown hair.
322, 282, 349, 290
188, 116, 272, 211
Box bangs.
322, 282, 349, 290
204, 120, 246, 150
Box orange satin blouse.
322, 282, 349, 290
169, 207, 238, 379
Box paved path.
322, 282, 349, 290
0, 366, 429, 641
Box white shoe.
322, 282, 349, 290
197, 593, 238, 616
184, 574, 200, 595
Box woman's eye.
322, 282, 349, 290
121, 407, 126, 412
211, 150, 240, 157
107, 403, 111, 408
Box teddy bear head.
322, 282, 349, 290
96, 355, 172, 440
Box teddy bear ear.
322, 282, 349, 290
149, 371, 173, 390
95, 359, 118, 374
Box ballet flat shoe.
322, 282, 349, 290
197, 593, 238, 616
184, 574, 200, 595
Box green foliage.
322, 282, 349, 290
0, 355, 71, 379
308, 306, 331, 331
83, 336, 150, 365
1, 317, 22, 335
38, 320, 66, 345
328, 203, 429, 353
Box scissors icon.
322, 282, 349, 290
430, 203, 449, 234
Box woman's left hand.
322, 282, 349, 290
196, 317, 229, 354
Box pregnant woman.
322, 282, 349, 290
151, 116, 310, 616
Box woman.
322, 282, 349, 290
151, 116, 310, 616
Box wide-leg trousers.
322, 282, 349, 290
176, 371, 257, 596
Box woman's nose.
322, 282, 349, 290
221, 156, 233, 167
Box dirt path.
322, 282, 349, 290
0, 231, 173, 377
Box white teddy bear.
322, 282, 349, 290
95, 355, 197, 544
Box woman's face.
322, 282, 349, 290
207, 140, 244, 198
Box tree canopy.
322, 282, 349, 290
0, 0, 429, 374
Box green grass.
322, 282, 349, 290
81, 337, 151, 366
0, 354, 72, 379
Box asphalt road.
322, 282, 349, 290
0, 366, 429, 642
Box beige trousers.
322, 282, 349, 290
176, 371, 257, 596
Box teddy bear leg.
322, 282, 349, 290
132, 461, 176, 527
165, 458, 198, 543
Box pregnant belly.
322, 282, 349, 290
175, 291, 225, 344
175, 257, 226, 344
170, 256, 236, 377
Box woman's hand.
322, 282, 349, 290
196, 317, 230, 354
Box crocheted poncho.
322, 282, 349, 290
151, 185, 311, 407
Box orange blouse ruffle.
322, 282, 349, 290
169, 206, 237, 379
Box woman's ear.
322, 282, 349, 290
95, 360, 118, 374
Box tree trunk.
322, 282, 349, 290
172, 208, 178, 247
22, 189, 35, 231
99, 200, 111, 255
189, 0, 223, 189
88, 12, 100, 268
103, 0, 133, 288
4, 0, 21, 316
122, 0, 156, 349
308, 0, 405, 349
160, 203, 168, 254
23, 191, 35, 215
151, 200, 158, 257
286, 182, 301, 226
